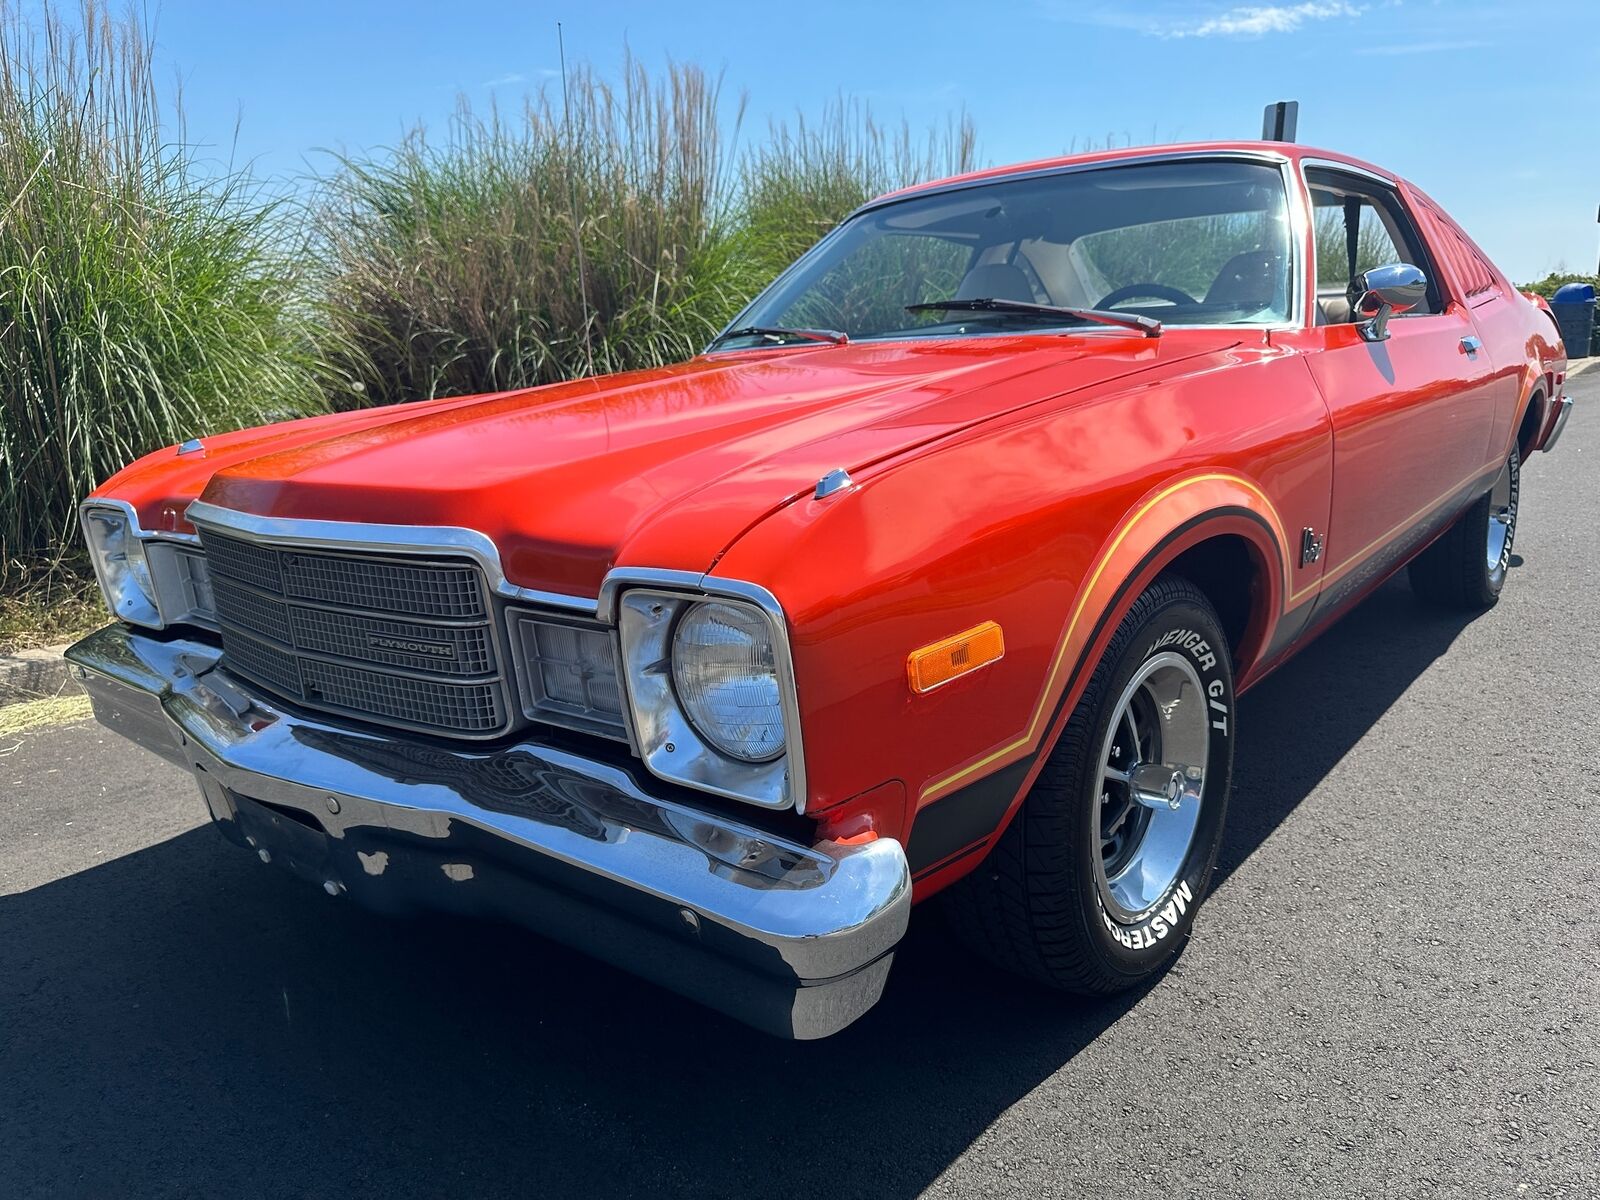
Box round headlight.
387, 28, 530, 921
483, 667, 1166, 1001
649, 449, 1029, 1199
671, 601, 786, 762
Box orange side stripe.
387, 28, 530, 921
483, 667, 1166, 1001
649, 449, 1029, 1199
920, 472, 1286, 803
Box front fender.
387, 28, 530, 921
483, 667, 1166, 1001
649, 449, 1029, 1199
713, 345, 1329, 893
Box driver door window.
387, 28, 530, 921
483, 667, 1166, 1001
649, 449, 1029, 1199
1307, 177, 1441, 325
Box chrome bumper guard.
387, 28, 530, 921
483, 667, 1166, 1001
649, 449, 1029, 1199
66, 625, 911, 1039
1543, 393, 1573, 452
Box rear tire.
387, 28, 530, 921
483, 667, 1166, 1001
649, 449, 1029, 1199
1409, 446, 1519, 609
941, 575, 1234, 994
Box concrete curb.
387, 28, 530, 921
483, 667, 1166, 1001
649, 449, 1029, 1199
0, 644, 83, 708
1565, 356, 1597, 378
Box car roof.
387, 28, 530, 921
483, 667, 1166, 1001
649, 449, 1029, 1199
867, 141, 1404, 210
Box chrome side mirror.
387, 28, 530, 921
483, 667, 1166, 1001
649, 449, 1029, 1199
1352, 263, 1427, 342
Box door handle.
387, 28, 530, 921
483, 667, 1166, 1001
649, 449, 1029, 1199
1460, 335, 1482, 357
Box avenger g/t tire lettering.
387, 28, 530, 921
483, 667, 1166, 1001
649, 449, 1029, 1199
942, 575, 1234, 992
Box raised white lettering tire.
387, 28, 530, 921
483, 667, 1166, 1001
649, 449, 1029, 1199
942, 575, 1233, 992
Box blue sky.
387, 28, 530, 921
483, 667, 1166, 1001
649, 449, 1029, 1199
153, 0, 1599, 282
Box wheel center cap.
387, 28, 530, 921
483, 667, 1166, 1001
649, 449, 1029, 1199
1129, 763, 1198, 811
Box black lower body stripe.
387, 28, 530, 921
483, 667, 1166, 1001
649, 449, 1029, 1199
905, 476, 1493, 881
908, 758, 1035, 878
906, 507, 1281, 877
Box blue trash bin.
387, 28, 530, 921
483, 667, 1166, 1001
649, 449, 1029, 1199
1550, 282, 1595, 359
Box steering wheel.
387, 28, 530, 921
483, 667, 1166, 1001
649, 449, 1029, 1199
1095, 283, 1197, 310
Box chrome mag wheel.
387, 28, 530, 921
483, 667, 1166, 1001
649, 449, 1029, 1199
1093, 651, 1209, 922
939, 575, 1234, 993
1485, 452, 1519, 577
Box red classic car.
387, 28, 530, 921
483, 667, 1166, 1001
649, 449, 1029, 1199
69, 142, 1572, 1038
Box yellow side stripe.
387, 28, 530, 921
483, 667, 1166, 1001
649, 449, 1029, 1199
918, 457, 1500, 807
1285, 459, 1501, 606
920, 472, 1286, 803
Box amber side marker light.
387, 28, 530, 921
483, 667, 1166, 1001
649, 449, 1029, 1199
907, 621, 1005, 693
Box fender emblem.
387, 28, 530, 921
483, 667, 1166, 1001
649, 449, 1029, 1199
1300, 527, 1324, 567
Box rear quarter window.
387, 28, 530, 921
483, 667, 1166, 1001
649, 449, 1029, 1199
1408, 191, 1507, 305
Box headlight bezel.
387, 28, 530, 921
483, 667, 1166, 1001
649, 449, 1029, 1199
79, 499, 215, 631
614, 579, 806, 812
81, 501, 163, 628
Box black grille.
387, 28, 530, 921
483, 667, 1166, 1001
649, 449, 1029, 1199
212, 577, 292, 643
299, 658, 505, 733
219, 624, 303, 696
281, 552, 486, 619
289, 607, 496, 677
203, 532, 282, 592
198, 528, 510, 738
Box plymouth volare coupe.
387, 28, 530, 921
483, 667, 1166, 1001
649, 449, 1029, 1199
69, 142, 1571, 1038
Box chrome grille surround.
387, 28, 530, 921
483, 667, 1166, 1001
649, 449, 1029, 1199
173, 503, 805, 810
195, 525, 513, 740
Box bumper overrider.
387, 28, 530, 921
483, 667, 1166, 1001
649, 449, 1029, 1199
66, 624, 911, 1039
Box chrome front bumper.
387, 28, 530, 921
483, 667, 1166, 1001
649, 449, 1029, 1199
65, 625, 911, 1039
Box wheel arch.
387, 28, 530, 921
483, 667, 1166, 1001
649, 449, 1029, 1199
1071, 476, 1290, 687
1516, 380, 1547, 459
1162, 531, 1276, 678
909, 477, 1290, 895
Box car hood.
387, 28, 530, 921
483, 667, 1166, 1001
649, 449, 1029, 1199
103, 334, 1235, 598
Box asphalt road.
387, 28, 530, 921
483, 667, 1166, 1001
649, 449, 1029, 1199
3, 376, 1598, 1200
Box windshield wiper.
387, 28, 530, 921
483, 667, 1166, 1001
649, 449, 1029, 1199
708, 325, 850, 350
906, 297, 1162, 338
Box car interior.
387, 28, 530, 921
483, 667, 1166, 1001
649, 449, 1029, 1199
1305, 172, 1441, 327
891, 162, 1294, 325
745, 159, 1300, 339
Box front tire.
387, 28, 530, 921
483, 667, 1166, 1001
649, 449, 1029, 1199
942, 575, 1234, 994
1409, 445, 1520, 609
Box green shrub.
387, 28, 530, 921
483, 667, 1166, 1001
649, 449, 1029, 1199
312, 58, 748, 408
1519, 271, 1600, 300
312, 83, 979, 409
0, 4, 984, 596
0, 1, 321, 587
732, 101, 978, 291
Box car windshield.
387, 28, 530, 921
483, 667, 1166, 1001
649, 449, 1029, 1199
722, 159, 1294, 346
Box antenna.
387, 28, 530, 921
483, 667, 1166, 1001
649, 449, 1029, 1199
558, 23, 596, 377
1261, 100, 1299, 143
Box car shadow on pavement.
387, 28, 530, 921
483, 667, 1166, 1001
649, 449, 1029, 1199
0, 576, 1478, 1199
